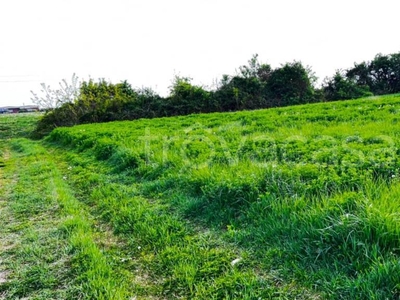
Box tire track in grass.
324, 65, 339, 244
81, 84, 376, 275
0, 143, 76, 299
48, 149, 156, 300
0, 139, 134, 299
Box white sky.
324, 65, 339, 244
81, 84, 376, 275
0, 0, 399, 107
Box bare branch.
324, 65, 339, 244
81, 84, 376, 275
30, 74, 80, 110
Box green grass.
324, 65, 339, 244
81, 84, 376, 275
1, 95, 400, 298
0, 139, 133, 298
0, 113, 41, 139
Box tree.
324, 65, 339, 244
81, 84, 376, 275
76, 78, 138, 123
346, 52, 400, 95
266, 61, 315, 107
323, 70, 372, 101
33, 78, 142, 136
167, 76, 211, 114
346, 61, 372, 88
30, 73, 80, 110
211, 55, 272, 111
122, 87, 164, 119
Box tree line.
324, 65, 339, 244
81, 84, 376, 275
33, 52, 400, 137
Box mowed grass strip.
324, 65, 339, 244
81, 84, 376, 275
0, 139, 132, 299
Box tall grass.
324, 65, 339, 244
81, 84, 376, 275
43, 94, 400, 298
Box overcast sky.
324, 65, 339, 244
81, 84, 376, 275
0, 0, 399, 107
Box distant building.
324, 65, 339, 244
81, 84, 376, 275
19, 105, 40, 112
0, 105, 39, 114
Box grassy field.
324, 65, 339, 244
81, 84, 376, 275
1, 95, 400, 299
